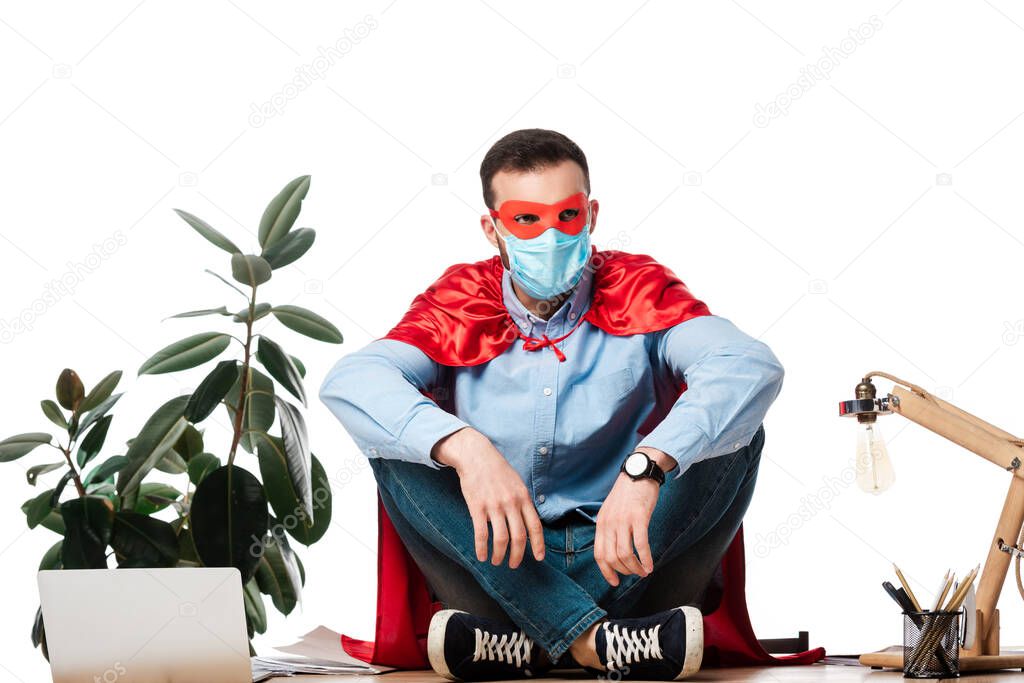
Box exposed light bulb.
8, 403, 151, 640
856, 421, 895, 494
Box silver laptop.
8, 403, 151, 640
38, 567, 251, 683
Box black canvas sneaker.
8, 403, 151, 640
594, 605, 703, 680
428, 609, 546, 681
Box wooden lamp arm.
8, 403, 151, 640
889, 386, 1024, 476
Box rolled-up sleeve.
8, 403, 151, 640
637, 315, 784, 478
318, 338, 470, 469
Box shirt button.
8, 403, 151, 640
569, 312, 578, 320
537, 494, 546, 504
542, 387, 552, 396
538, 446, 549, 455
734, 442, 742, 449
368, 447, 378, 456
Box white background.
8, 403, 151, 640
2, 1, 1024, 679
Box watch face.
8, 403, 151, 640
624, 452, 648, 477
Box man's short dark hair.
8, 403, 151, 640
480, 129, 590, 209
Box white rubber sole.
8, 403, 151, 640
428, 609, 466, 681
675, 606, 704, 680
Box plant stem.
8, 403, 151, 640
57, 443, 86, 497
227, 284, 257, 466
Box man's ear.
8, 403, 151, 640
589, 198, 600, 234
482, 215, 511, 269
480, 214, 500, 249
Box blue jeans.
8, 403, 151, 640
367, 425, 763, 662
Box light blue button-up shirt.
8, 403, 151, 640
319, 261, 784, 522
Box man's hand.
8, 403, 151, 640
432, 427, 545, 568
594, 447, 676, 586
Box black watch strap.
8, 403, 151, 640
621, 451, 666, 486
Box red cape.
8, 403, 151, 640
341, 249, 824, 669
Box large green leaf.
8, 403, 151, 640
230, 254, 272, 288
259, 175, 310, 250
255, 529, 302, 615
255, 436, 301, 531
243, 577, 267, 636
224, 366, 275, 453
173, 423, 205, 461
111, 511, 179, 568
76, 414, 112, 467
79, 371, 122, 412
301, 455, 331, 545
24, 488, 57, 529
262, 227, 315, 269
187, 453, 220, 486
38, 510, 66, 535
174, 209, 241, 254
204, 269, 248, 298
23, 490, 65, 535
190, 465, 268, 583
84, 455, 128, 487
233, 302, 272, 323
257, 437, 331, 546
270, 305, 342, 344
56, 369, 84, 411
75, 392, 122, 440
256, 336, 306, 405
115, 396, 189, 508
138, 333, 231, 375
60, 496, 114, 569
273, 526, 303, 589
26, 462, 64, 486
154, 449, 187, 474
154, 421, 200, 474
0, 433, 52, 462
273, 397, 311, 518
165, 306, 231, 320
135, 482, 182, 515
40, 400, 67, 430
86, 482, 116, 498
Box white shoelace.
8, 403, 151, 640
472, 627, 533, 668
603, 623, 663, 671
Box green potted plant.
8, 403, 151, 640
2, 175, 343, 655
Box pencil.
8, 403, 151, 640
931, 570, 953, 612
944, 565, 979, 612
893, 563, 922, 612
943, 566, 976, 612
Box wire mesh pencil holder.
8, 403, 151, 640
902, 610, 961, 678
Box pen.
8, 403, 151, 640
893, 563, 922, 612
882, 581, 917, 615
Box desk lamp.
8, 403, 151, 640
838, 371, 1024, 672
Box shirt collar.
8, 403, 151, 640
502, 263, 594, 335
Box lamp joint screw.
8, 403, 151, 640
998, 538, 1024, 558
1007, 457, 1021, 472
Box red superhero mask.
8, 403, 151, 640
488, 191, 589, 239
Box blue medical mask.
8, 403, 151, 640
496, 221, 592, 300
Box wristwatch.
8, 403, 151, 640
620, 451, 666, 486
